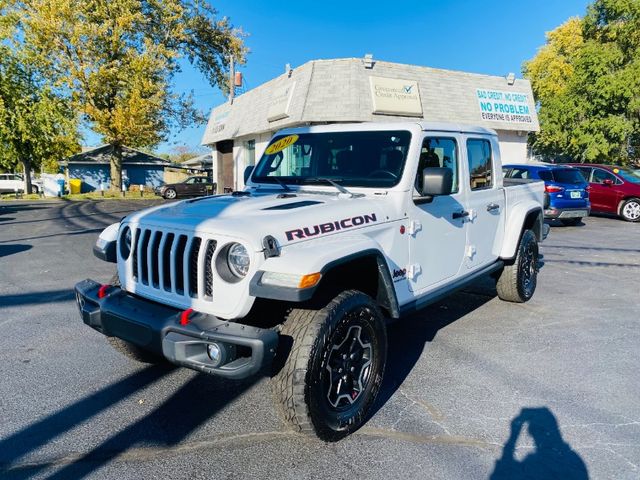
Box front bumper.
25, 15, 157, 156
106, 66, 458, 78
544, 207, 590, 219
74, 279, 278, 380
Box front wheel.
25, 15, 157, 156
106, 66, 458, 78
271, 290, 387, 441
496, 229, 539, 303
163, 188, 177, 200
620, 198, 640, 222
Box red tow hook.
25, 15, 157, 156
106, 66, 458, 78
180, 308, 194, 326
97, 284, 110, 299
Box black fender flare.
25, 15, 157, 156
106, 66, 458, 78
249, 249, 400, 318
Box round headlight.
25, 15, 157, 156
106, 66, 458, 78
120, 226, 132, 259
227, 243, 250, 278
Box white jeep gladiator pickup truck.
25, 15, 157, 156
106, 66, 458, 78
75, 122, 545, 441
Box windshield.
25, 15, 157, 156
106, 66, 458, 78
615, 168, 640, 184
252, 130, 412, 188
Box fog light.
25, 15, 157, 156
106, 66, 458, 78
207, 343, 222, 365
206, 342, 236, 368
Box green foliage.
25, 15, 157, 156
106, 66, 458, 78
0, 5, 79, 189
11, 0, 246, 189
524, 0, 640, 164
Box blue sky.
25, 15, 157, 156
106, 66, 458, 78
88, 0, 592, 153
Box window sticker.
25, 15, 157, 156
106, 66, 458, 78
613, 168, 620, 174
265, 135, 299, 155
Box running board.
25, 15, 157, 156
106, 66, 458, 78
399, 261, 504, 316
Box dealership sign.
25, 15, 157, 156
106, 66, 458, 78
370, 76, 423, 117
476, 89, 533, 124
268, 81, 297, 122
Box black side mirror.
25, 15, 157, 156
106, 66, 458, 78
244, 166, 254, 184
422, 167, 453, 197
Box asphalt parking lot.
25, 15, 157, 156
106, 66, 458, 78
0, 199, 638, 479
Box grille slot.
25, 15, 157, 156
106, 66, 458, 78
132, 228, 140, 280
138, 230, 151, 285
149, 231, 162, 288
174, 235, 188, 294
204, 240, 217, 298
161, 233, 174, 291
188, 237, 202, 297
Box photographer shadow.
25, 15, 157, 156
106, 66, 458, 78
491, 407, 588, 480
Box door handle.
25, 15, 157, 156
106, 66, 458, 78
486, 203, 500, 212
452, 210, 469, 219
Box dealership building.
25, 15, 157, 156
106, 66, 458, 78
201, 57, 539, 191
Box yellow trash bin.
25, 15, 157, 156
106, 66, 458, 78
69, 178, 82, 194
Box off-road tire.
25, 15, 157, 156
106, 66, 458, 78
620, 198, 640, 222
271, 290, 387, 442
560, 217, 582, 226
106, 273, 165, 364
496, 229, 539, 303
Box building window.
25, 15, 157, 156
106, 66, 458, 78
245, 139, 256, 166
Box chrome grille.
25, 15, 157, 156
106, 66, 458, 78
129, 228, 214, 301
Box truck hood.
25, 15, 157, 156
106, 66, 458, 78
124, 191, 393, 250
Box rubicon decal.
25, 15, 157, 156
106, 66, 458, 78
285, 213, 377, 241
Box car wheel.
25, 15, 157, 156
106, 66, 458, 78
560, 218, 582, 226
271, 290, 387, 441
620, 198, 640, 222
496, 229, 539, 303
106, 273, 166, 364
163, 188, 177, 200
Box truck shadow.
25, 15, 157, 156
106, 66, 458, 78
0, 244, 32, 258
0, 365, 259, 480
373, 275, 497, 418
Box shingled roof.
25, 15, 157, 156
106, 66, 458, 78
62, 145, 171, 166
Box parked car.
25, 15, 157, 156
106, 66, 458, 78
0, 173, 43, 194
155, 176, 216, 199
503, 163, 590, 226
566, 164, 640, 222
78, 121, 545, 441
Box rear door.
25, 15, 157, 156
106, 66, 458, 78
463, 136, 504, 269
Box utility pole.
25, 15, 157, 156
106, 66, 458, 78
229, 55, 235, 104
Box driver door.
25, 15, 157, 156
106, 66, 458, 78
408, 135, 468, 293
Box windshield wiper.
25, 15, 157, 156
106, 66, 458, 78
304, 178, 360, 198
271, 177, 292, 192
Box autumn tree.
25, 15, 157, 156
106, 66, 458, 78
0, 1, 79, 192
524, 0, 640, 164
13, 0, 246, 190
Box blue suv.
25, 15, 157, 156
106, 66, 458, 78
503, 164, 591, 226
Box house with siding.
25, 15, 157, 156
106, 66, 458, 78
61, 145, 171, 192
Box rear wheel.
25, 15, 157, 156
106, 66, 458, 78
496, 229, 539, 303
560, 217, 582, 226
106, 273, 165, 364
620, 198, 640, 222
271, 290, 387, 441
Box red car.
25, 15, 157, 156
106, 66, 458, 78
567, 164, 640, 222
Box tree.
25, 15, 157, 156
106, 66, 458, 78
13, 0, 246, 190
0, 2, 79, 192
524, 0, 640, 164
